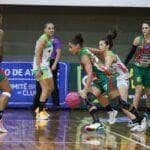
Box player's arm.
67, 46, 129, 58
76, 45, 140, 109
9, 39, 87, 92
0, 29, 4, 62
81, 55, 93, 92
105, 54, 116, 69
51, 38, 61, 71
88, 47, 103, 57
124, 37, 140, 65
36, 40, 47, 70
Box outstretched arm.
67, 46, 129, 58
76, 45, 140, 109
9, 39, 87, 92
124, 37, 139, 65
0, 29, 4, 62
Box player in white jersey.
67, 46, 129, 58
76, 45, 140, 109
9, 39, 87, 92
89, 30, 146, 131
33, 22, 54, 120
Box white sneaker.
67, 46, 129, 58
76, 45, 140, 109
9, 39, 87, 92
130, 119, 147, 132
130, 124, 141, 132
127, 120, 139, 127
85, 122, 104, 131
0, 120, 8, 133
140, 117, 147, 131
108, 110, 118, 124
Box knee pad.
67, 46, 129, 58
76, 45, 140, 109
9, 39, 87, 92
89, 107, 97, 114
119, 97, 131, 110
87, 92, 97, 101
2, 92, 11, 98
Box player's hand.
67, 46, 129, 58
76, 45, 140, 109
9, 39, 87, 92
36, 70, 43, 79
79, 89, 87, 99
51, 64, 57, 71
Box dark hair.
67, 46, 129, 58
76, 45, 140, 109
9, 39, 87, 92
101, 29, 117, 49
44, 21, 54, 28
70, 33, 84, 47
142, 21, 150, 27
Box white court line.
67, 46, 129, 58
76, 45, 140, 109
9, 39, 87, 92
2, 141, 90, 144
104, 128, 150, 149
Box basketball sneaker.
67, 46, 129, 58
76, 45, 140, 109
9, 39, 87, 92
36, 111, 49, 121
130, 117, 147, 132
43, 108, 50, 117
85, 122, 104, 131
35, 107, 50, 117
0, 120, 8, 133
127, 119, 139, 127
108, 110, 118, 124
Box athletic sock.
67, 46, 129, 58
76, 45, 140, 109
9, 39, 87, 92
0, 111, 3, 120
90, 109, 100, 123
39, 102, 46, 112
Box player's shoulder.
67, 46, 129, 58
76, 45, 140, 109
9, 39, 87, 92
79, 48, 89, 58
39, 34, 48, 41
107, 50, 115, 57
52, 36, 61, 43
133, 35, 142, 46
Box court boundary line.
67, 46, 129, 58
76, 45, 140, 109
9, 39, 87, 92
104, 128, 150, 149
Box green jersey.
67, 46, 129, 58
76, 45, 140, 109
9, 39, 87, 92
79, 48, 117, 93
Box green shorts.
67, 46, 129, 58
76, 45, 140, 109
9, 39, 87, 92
0, 69, 6, 82
33, 67, 53, 81
92, 77, 117, 94
133, 64, 150, 88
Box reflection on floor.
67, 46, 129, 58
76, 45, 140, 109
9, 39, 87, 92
0, 109, 149, 150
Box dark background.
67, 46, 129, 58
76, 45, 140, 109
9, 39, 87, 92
1, 6, 150, 62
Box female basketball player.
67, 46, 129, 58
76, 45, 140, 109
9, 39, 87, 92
124, 22, 150, 130
69, 33, 145, 131
0, 26, 12, 132
124, 22, 150, 113
33, 22, 54, 120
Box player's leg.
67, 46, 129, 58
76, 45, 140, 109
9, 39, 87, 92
82, 87, 103, 131
0, 76, 12, 132
36, 68, 54, 120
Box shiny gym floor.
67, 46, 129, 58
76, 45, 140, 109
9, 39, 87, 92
0, 109, 150, 150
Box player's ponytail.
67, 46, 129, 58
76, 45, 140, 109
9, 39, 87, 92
70, 33, 84, 47
102, 29, 117, 49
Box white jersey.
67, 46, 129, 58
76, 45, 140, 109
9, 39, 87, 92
33, 34, 53, 70
111, 53, 129, 79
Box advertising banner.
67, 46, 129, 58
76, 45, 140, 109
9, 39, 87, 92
69, 63, 146, 108
1, 62, 69, 108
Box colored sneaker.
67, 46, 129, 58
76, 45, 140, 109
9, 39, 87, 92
36, 111, 49, 121
0, 120, 8, 133
43, 108, 50, 117
35, 108, 50, 117
35, 120, 49, 130
108, 110, 118, 124
85, 122, 104, 131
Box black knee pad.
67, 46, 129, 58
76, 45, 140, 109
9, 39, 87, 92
119, 97, 131, 110
87, 92, 97, 101
90, 108, 97, 114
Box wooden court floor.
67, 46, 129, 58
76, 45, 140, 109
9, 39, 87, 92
0, 109, 149, 150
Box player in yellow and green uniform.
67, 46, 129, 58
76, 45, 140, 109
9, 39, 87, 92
124, 22, 150, 131
0, 15, 12, 132
33, 22, 54, 120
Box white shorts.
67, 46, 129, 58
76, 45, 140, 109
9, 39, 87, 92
117, 75, 129, 90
